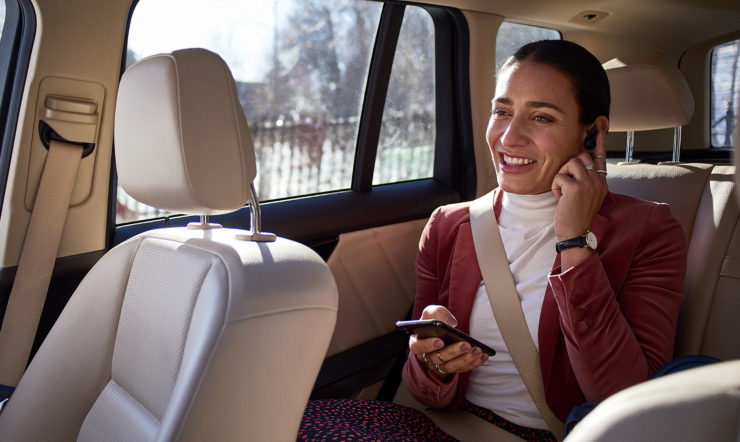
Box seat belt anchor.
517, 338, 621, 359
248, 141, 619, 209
38, 120, 95, 158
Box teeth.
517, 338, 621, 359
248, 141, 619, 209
503, 154, 535, 166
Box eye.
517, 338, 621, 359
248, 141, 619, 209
533, 114, 554, 123
492, 108, 510, 118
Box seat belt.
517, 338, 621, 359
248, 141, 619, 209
469, 189, 565, 441
0, 139, 83, 386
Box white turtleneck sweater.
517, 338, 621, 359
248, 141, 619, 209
464, 190, 558, 430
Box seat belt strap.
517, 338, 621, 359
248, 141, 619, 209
0, 139, 83, 386
469, 190, 565, 440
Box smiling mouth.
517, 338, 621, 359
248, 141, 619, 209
502, 154, 536, 166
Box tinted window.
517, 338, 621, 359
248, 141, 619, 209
0, 2, 5, 35
373, 6, 434, 186
710, 39, 739, 148
495, 22, 560, 71
119, 0, 382, 223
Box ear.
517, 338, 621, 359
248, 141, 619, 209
593, 115, 609, 132
580, 116, 610, 152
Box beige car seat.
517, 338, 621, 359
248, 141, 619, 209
0, 48, 338, 441
604, 62, 739, 361
564, 359, 740, 442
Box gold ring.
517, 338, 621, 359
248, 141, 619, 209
596, 169, 607, 175
435, 363, 447, 374
593, 155, 606, 158
436, 351, 446, 363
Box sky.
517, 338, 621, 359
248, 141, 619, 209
128, 0, 280, 82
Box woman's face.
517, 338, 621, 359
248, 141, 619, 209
487, 60, 588, 195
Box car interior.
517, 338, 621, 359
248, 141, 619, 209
0, 0, 738, 440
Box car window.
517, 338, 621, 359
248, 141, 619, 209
495, 22, 560, 71
0, 2, 5, 35
372, 6, 434, 186
710, 38, 739, 148
118, 0, 382, 224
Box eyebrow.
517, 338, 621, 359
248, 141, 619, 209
493, 97, 565, 114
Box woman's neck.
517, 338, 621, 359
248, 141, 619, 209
500, 190, 558, 224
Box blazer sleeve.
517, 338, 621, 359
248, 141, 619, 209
401, 207, 460, 408
547, 203, 686, 402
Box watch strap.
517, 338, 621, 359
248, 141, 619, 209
556, 235, 586, 253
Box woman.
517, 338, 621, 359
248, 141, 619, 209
298, 40, 686, 442
402, 40, 686, 440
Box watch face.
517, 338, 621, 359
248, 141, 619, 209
586, 231, 598, 250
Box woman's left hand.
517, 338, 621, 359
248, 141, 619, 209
551, 130, 608, 266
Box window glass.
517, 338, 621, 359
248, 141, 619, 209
710, 39, 739, 148
118, 0, 381, 224
372, 6, 434, 186
0, 1, 5, 36
495, 22, 560, 71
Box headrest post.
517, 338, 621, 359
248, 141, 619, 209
187, 213, 222, 230
625, 131, 636, 163
235, 184, 276, 242
672, 126, 682, 162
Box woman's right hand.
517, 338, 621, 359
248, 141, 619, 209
408, 305, 489, 379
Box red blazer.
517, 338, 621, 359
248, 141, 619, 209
402, 190, 686, 421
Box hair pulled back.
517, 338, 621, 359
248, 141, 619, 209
500, 40, 610, 125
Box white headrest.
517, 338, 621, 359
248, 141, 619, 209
606, 63, 694, 132
115, 48, 256, 215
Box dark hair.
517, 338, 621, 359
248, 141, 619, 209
499, 40, 610, 125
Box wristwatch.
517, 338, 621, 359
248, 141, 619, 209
555, 231, 597, 253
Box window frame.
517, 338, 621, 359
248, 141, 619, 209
111, 2, 475, 249
0, 0, 36, 213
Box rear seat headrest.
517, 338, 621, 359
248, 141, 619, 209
115, 48, 256, 215
605, 62, 694, 132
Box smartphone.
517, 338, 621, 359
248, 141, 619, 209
395, 319, 496, 356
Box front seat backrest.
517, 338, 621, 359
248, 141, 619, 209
564, 360, 740, 442
0, 48, 338, 442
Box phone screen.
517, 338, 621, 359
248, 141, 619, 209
396, 319, 496, 356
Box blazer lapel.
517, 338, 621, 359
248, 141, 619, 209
448, 221, 482, 334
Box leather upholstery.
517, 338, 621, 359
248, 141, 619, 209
326, 219, 426, 357
115, 49, 256, 215
604, 62, 739, 360
607, 163, 739, 360
678, 165, 739, 359
565, 360, 740, 442
606, 163, 713, 240
605, 63, 694, 132
0, 48, 338, 441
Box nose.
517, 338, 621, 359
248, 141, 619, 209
500, 117, 528, 147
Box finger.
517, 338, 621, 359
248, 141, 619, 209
409, 335, 444, 358
558, 157, 589, 181
444, 346, 489, 373
591, 130, 608, 171
438, 341, 472, 362
575, 152, 602, 182
574, 152, 599, 175
420, 305, 458, 327
551, 172, 575, 197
